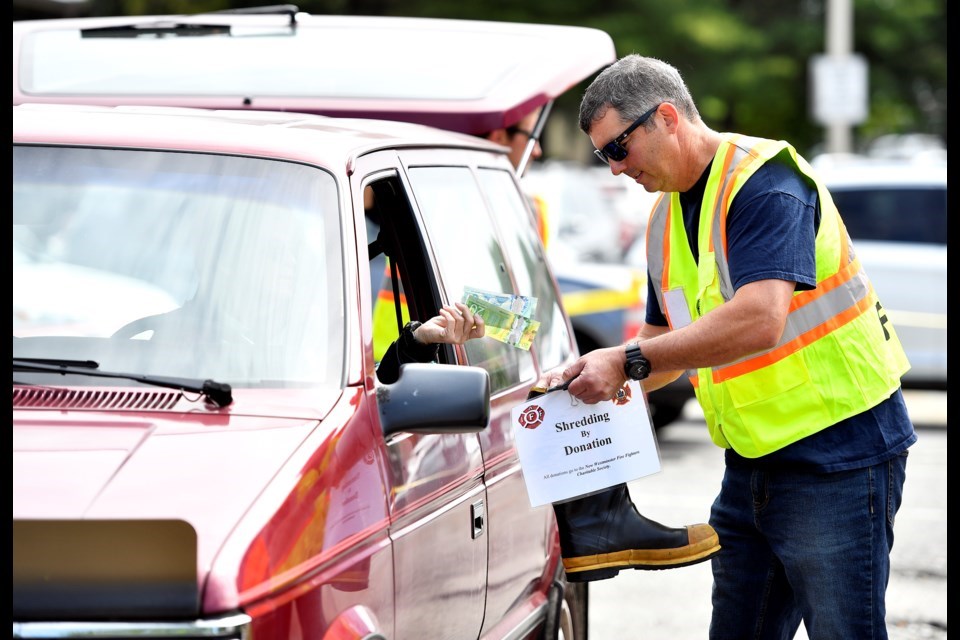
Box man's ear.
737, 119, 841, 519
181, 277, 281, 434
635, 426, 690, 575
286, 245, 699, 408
485, 129, 510, 145
659, 103, 680, 132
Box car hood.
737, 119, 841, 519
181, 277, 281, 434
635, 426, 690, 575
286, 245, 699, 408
12, 385, 350, 612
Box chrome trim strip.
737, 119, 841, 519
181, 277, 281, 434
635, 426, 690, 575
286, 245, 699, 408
390, 481, 486, 540
500, 601, 549, 640
13, 613, 252, 639
483, 461, 523, 487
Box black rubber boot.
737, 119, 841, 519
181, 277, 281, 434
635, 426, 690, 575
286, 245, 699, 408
552, 483, 720, 582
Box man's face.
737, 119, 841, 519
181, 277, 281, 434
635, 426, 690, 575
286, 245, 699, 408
588, 106, 665, 194
507, 110, 543, 170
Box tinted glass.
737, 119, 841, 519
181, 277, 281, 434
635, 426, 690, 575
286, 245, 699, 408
408, 166, 535, 392
13, 145, 344, 388
830, 186, 947, 244
477, 169, 572, 371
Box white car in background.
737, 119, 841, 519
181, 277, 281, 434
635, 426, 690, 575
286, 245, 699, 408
525, 161, 635, 264
813, 155, 947, 390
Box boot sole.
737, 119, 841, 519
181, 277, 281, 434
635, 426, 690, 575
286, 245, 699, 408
562, 538, 721, 583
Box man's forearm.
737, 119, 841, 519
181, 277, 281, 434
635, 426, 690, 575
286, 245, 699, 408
641, 368, 684, 393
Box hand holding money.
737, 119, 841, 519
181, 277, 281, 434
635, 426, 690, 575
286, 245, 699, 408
416, 302, 485, 345
462, 287, 540, 350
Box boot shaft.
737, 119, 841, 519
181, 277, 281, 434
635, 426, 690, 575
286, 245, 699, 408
552, 484, 627, 541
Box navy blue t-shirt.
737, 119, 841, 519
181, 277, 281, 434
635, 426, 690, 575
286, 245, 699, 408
645, 151, 916, 472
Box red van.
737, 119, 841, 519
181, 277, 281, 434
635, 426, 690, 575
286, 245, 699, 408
13, 11, 616, 640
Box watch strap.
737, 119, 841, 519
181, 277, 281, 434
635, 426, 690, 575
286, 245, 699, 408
624, 343, 650, 380
399, 321, 439, 362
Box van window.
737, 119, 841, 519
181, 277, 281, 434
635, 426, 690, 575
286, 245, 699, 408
477, 168, 572, 371
365, 175, 453, 366
831, 186, 946, 245
407, 166, 534, 392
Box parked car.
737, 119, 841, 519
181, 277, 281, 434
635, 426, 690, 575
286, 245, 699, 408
526, 161, 654, 263
525, 161, 627, 264
812, 154, 948, 390
13, 11, 618, 639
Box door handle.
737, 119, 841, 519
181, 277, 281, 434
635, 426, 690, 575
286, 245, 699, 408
471, 499, 485, 539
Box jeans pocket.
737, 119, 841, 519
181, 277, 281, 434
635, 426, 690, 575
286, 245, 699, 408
887, 451, 908, 526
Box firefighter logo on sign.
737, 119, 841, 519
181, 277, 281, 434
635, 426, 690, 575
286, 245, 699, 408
518, 405, 545, 429
612, 383, 632, 406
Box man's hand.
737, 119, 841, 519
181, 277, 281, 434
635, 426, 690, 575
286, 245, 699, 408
545, 346, 628, 404
414, 302, 485, 346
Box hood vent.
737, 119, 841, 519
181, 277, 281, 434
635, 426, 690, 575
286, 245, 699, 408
13, 387, 181, 411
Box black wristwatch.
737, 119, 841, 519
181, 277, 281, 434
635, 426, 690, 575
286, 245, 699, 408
624, 343, 651, 381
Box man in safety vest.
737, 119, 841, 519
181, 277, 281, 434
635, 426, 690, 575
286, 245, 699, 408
546, 54, 916, 638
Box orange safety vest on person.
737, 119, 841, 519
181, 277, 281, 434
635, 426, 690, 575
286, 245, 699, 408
645, 134, 910, 457
529, 193, 551, 250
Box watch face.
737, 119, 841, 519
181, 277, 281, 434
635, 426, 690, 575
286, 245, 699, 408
624, 346, 649, 380
628, 361, 649, 380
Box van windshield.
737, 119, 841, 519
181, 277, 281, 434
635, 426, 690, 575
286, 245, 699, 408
13, 145, 345, 389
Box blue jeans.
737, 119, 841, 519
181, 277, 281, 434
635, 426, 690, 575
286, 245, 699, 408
708, 452, 908, 640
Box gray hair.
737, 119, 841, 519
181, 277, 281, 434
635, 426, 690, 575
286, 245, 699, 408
579, 54, 700, 133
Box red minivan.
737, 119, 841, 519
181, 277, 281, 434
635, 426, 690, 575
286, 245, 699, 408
13, 10, 615, 640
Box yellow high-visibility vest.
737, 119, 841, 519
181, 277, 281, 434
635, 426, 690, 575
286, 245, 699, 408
371, 261, 408, 362
646, 135, 910, 457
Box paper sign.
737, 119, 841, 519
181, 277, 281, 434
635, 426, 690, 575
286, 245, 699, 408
511, 381, 661, 507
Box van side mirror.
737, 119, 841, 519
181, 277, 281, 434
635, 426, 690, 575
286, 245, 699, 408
377, 363, 490, 437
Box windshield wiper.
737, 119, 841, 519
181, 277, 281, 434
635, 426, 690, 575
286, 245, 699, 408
11, 357, 100, 369
80, 5, 299, 39
12, 358, 233, 408
81, 22, 233, 38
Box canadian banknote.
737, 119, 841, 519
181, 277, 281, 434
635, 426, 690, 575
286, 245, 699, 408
462, 287, 540, 350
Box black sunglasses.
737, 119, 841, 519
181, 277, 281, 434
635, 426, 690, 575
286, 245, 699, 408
508, 126, 535, 139
593, 103, 660, 164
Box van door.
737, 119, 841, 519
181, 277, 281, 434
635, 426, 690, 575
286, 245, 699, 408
352, 152, 488, 640
400, 149, 577, 635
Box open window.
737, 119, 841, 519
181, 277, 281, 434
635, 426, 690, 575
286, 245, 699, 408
404, 165, 537, 392
364, 175, 455, 369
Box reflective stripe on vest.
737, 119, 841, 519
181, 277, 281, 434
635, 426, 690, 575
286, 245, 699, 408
646, 135, 910, 457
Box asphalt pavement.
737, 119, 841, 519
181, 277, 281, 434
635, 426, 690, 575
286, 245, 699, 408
587, 390, 947, 639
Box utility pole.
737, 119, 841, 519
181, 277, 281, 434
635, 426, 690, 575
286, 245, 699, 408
826, 0, 854, 153
810, 0, 867, 154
